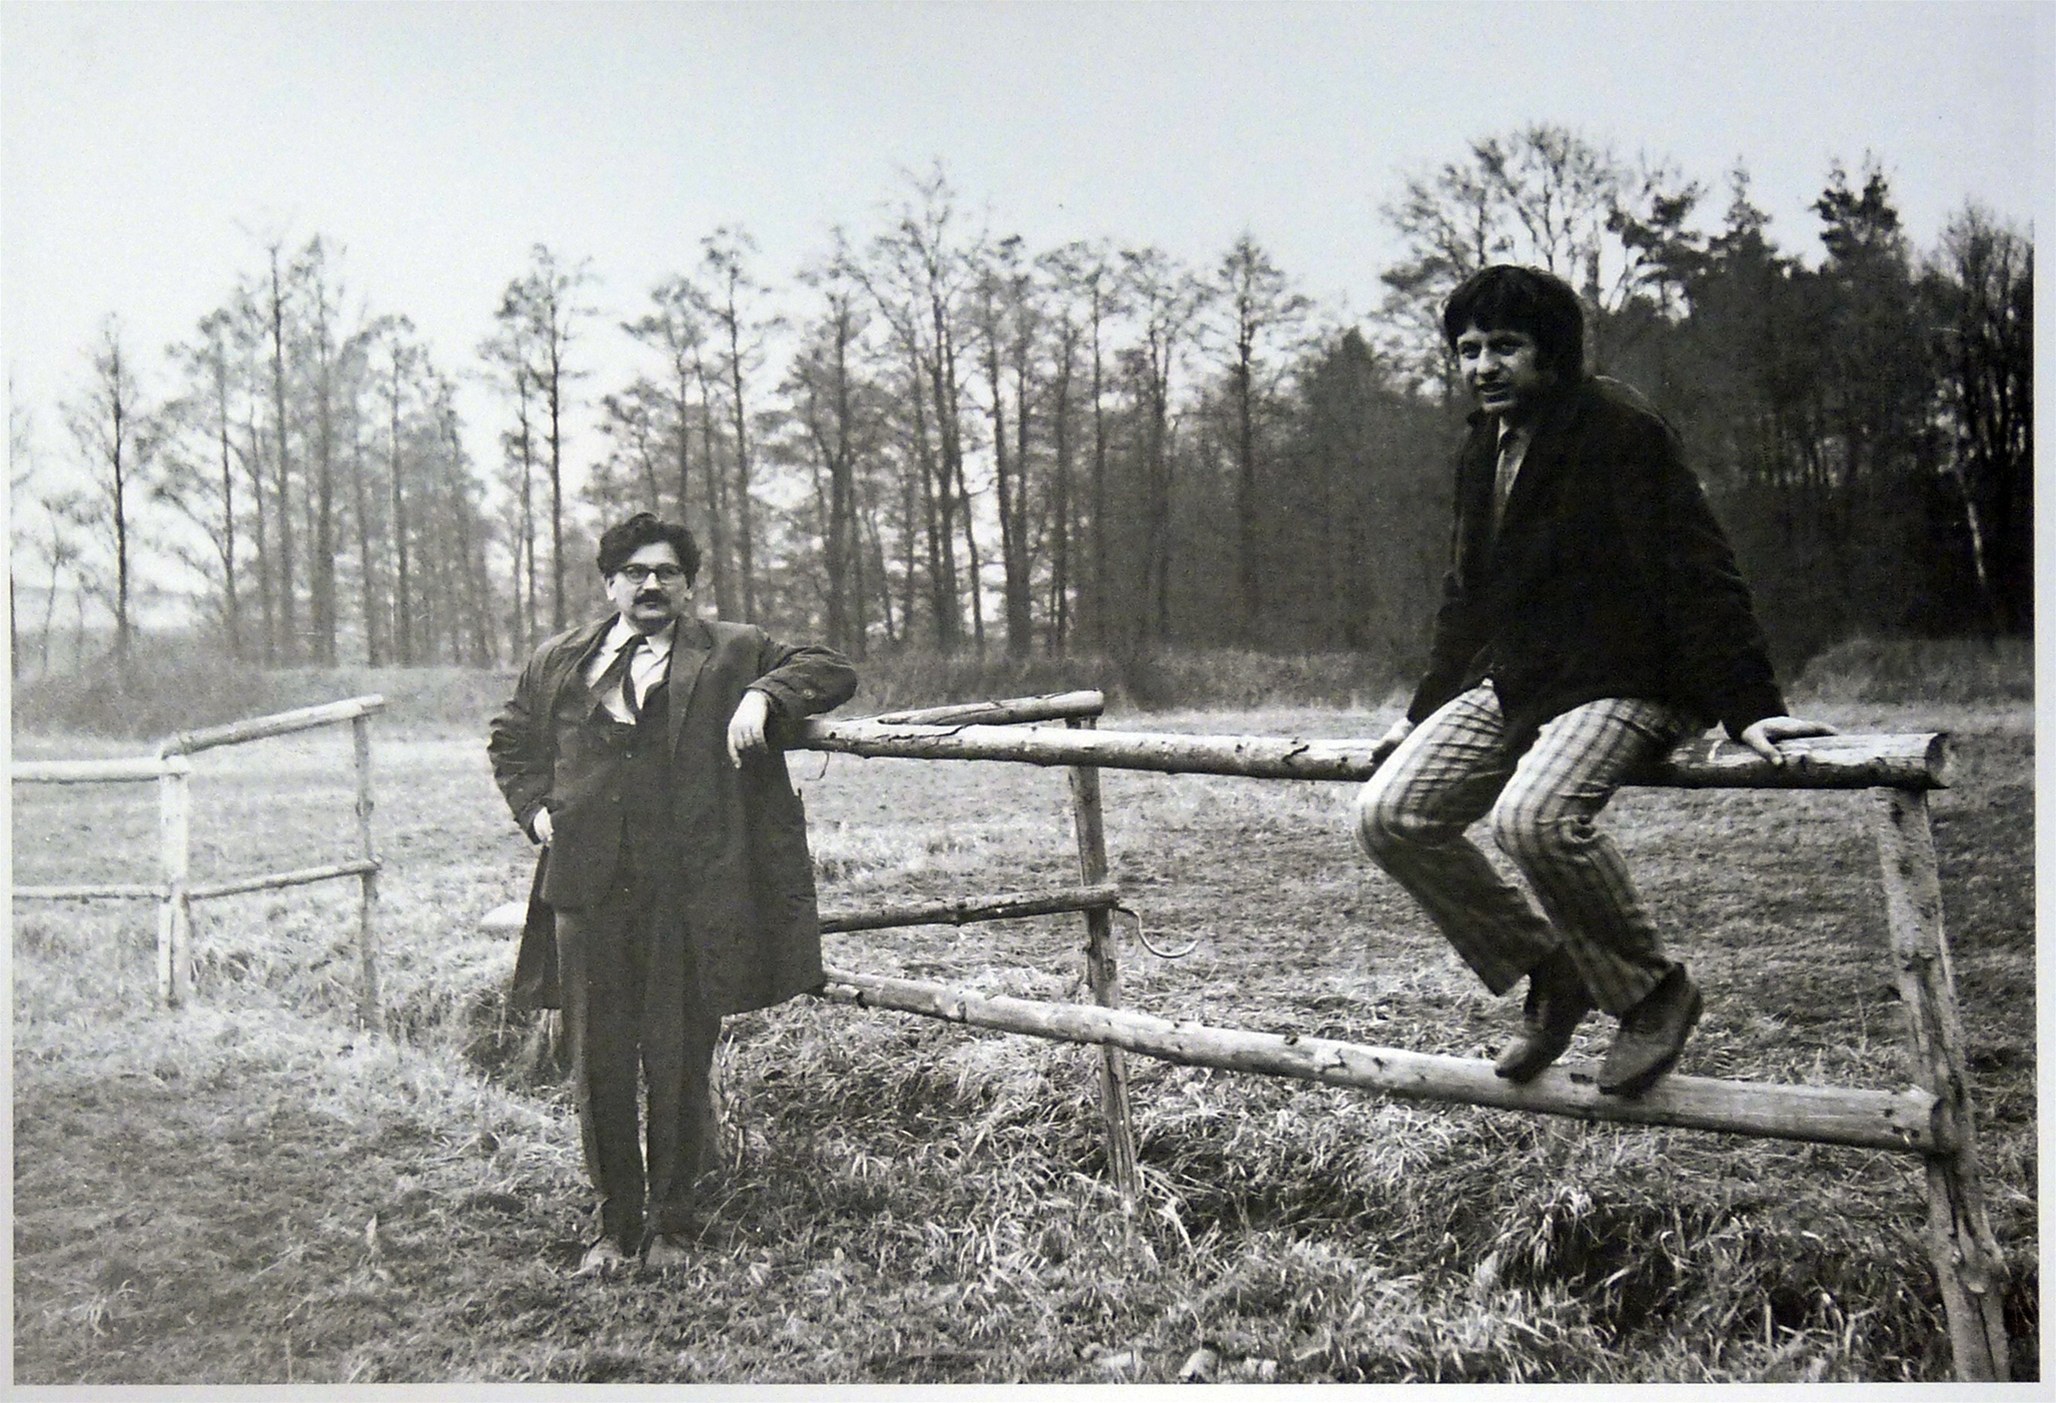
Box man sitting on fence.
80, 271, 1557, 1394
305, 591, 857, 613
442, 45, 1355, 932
1354, 264, 1837, 1097
488, 512, 857, 1274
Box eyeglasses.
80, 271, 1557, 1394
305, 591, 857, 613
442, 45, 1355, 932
615, 564, 688, 585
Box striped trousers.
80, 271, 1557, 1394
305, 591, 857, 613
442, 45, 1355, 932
1353, 684, 1696, 1016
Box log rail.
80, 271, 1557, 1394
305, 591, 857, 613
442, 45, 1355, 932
796, 716, 1949, 790
817, 968, 1945, 1155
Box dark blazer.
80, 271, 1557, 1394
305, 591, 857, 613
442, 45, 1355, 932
488, 615, 858, 1016
1408, 375, 1785, 745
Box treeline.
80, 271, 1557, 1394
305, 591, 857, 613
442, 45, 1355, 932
11, 129, 2032, 682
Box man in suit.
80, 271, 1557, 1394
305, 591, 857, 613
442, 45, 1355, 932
489, 512, 857, 1273
1353, 265, 1836, 1097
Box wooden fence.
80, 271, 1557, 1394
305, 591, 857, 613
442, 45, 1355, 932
776, 691, 2008, 1383
12, 695, 387, 1021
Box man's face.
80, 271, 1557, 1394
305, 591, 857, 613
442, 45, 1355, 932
1454, 323, 1552, 421
604, 541, 691, 633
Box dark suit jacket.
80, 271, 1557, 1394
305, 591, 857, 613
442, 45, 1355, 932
487, 615, 857, 1016
1408, 376, 1785, 746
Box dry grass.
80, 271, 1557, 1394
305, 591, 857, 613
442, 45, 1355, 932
10, 690, 2037, 1383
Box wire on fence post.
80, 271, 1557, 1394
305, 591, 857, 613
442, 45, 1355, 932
157, 757, 192, 1007
1066, 715, 1141, 1203
1872, 784, 2010, 1382
352, 713, 383, 1032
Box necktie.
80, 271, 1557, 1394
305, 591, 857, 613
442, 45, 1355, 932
595, 634, 645, 721
1491, 425, 1527, 530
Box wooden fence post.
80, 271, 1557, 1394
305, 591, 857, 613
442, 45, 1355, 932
157, 757, 192, 1007
1872, 786, 2009, 1381
1066, 717, 1141, 1202
352, 714, 383, 1031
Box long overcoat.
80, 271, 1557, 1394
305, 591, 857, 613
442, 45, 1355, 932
487, 615, 857, 1017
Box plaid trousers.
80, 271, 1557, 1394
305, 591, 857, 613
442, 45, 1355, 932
1353, 684, 1696, 1016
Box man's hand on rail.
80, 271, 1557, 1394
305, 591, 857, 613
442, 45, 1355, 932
1738, 715, 1841, 766
529, 807, 553, 846
727, 688, 772, 767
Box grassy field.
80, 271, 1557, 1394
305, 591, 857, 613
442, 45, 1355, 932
10, 686, 2038, 1383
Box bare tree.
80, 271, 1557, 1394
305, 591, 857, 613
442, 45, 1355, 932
1042, 240, 1122, 650
64, 316, 158, 665
21, 490, 94, 674
971, 234, 1046, 656
1117, 246, 1211, 645
377, 320, 421, 662
848, 170, 983, 650
157, 308, 253, 656
479, 318, 543, 652
789, 251, 876, 655
1211, 234, 1312, 640
697, 228, 773, 620
9, 387, 38, 675
593, 379, 669, 511
1928, 205, 2033, 635
257, 244, 305, 660
291, 235, 360, 665
1382, 124, 1701, 385
495, 244, 594, 631
423, 370, 498, 664
623, 277, 716, 593
218, 283, 278, 663
1034, 255, 1082, 653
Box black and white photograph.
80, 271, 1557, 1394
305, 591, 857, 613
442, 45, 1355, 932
4, 0, 2040, 1386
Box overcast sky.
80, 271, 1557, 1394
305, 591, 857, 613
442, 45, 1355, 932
3, 1, 2044, 503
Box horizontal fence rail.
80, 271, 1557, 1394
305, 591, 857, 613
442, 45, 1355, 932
13, 882, 166, 901
481, 881, 1123, 941
864, 690, 1106, 727
12, 755, 189, 785
816, 968, 1947, 1155
157, 694, 387, 757
794, 719, 1951, 791
187, 858, 381, 903
819, 884, 1121, 934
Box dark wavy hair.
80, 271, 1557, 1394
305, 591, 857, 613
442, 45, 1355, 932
1441, 264, 1587, 382
596, 512, 702, 583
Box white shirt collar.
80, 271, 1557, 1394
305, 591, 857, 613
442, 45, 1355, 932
600, 616, 676, 662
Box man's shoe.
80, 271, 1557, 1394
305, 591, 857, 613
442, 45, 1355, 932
1494, 949, 1592, 1082
644, 1233, 693, 1270
1597, 965, 1703, 1097
574, 1237, 630, 1277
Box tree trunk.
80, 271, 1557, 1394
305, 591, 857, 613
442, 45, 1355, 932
351, 427, 381, 666
1234, 348, 1260, 640
691, 352, 732, 620
1049, 328, 1075, 654
983, 331, 1027, 657
1088, 302, 1110, 651
244, 410, 275, 664
387, 351, 413, 664
546, 340, 566, 632
267, 249, 297, 663
824, 312, 858, 655
724, 308, 757, 620
211, 349, 242, 660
